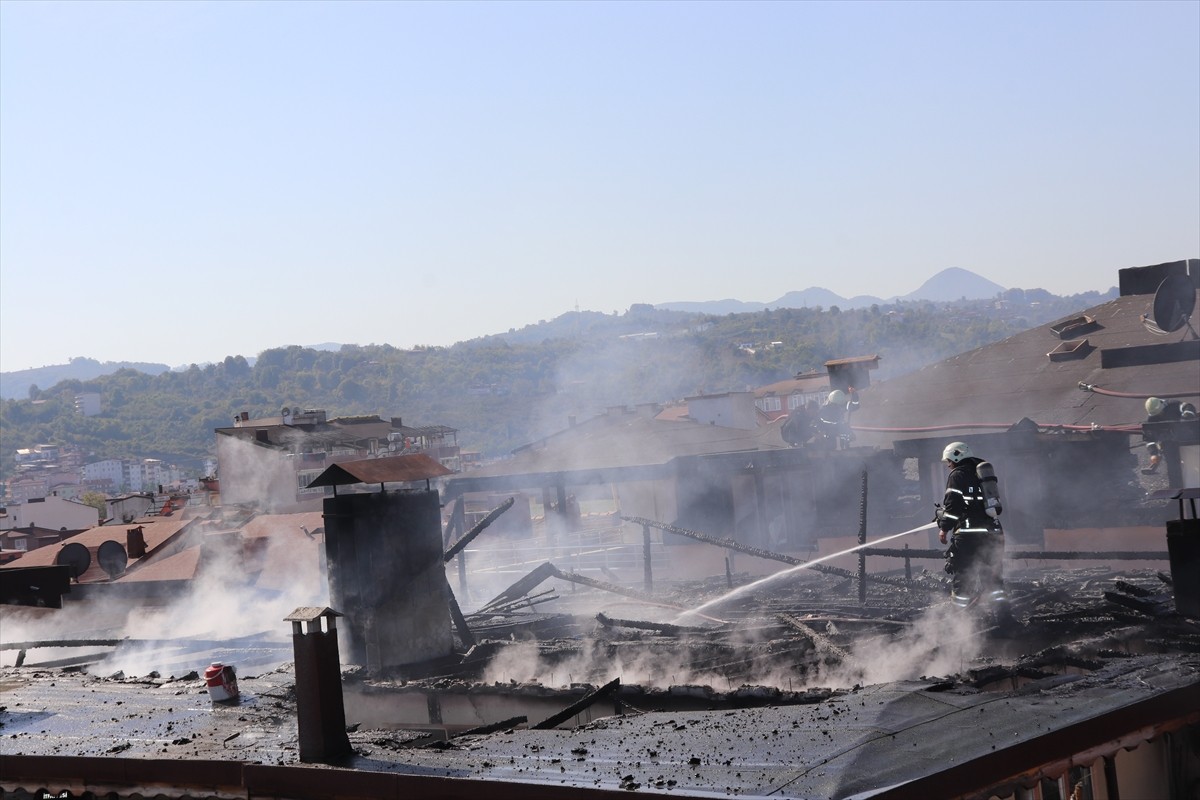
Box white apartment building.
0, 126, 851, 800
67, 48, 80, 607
79, 458, 181, 494
82, 459, 125, 486
0, 495, 99, 532
74, 392, 102, 416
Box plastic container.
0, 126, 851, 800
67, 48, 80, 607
204, 662, 239, 703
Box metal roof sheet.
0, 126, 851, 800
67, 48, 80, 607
305, 453, 454, 487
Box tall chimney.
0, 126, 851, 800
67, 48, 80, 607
127, 526, 146, 559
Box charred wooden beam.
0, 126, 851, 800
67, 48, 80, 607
446, 585, 476, 648
1010, 551, 1169, 561
442, 497, 464, 548
479, 561, 559, 612
454, 715, 528, 738
444, 497, 515, 563
532, 677, 621, 730
549, 567, 664, 606
777, 613, 851, 666
595, 612, 712, 636
470, 589, 558, 617
624, 515, 806, 565
1103, 590, 1172, 617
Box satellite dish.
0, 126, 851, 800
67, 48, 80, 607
56, 542, 91, 579
1152, 274, 1197, 333
97, 540, 128, 579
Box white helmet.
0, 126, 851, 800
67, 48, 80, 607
827, 389, 847, 406
942, 441, 972, 463
1145, 397, 1166, 416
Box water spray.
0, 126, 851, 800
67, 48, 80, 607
677, 521, 937, 621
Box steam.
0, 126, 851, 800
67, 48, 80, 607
473, 599, 985, 693
822, 603, 984, 688
0, 515, 327, 678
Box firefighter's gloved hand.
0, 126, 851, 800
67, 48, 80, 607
932, 503, 944, 523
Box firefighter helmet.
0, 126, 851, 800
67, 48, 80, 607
1145, 396, 1166, 417
826, 389, 847, 406
942, 441, 972, 464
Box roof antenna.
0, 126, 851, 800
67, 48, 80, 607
1142, 273, 1197, 339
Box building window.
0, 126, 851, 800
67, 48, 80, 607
297, 470, 326, 494
759, 397, 781, 412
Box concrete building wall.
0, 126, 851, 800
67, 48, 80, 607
687, 392, 759, 430
1, 495, 99, 531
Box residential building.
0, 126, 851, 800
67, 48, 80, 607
214, 409, 460, 511
81, 458, 125, 487
0, 495, 100, 532
74, 392, 101, 416
0, 524, 75, 554
107, 494, 158, 524
684, 391, 763, 430
753, 371, 831, 420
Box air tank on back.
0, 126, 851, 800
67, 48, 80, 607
977, 461, 1003, 519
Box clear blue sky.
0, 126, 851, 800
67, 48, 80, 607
2, 0, 1197, 371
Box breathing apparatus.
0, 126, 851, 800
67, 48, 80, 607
977, 460, 1003, 518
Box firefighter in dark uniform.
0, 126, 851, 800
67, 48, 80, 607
1142, 396, 1198, 474
936, 441, 1009, 616
816, 388, 859, 450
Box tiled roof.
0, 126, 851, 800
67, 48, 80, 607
849, 291, 1199, 446
754, 372, 830, 397
0, 518, 192, 580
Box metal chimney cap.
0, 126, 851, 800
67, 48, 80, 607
284, 606, 343, 623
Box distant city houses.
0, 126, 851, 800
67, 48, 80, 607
5, 443, 186, 505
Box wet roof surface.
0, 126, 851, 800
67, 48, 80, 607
3, 563, 1199, 798
1, 652, 1195, 798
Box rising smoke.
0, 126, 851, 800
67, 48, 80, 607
0, 513, 328, 678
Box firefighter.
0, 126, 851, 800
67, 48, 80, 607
1142, 396, 1197, 474
935, 441, 1009, 618
816, 388, 859, 450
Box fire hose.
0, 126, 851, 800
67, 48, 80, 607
1077, 381, 1200, 399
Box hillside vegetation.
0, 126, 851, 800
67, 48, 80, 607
0, 289, 1112, 480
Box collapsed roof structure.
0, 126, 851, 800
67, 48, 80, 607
2, 260, 1198, 799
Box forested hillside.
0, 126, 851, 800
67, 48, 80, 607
0, 288, 1112, 480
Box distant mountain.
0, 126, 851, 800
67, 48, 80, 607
0, 357, 172, 401
0, 344, 340, 400
655, 267, 1006, 314
898, 267, 1005, 303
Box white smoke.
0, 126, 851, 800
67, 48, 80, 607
1, 514, 328, 678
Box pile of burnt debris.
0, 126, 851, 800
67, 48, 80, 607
361, 560, 1198, 717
